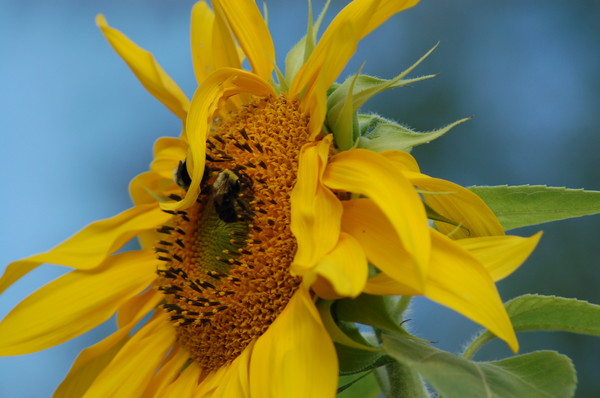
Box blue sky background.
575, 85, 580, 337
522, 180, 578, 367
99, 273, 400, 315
1, 0, 599, 396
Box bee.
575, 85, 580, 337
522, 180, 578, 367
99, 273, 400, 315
174, 160, 192, 190
174, 159, 253, 223
211, 169, 253, 223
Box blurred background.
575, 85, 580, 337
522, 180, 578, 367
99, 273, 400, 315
1, 0, 599, 396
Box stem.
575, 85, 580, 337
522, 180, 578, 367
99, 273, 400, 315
374, 297, 429, 398
461, 332, 491, 360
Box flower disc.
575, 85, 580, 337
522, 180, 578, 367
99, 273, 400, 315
156, 96, 310, 371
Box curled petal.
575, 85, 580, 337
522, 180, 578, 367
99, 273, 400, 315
164, 68, 275, 211
405, 171, 504, 238
323, 149, 430, 282
150, 136, 188, 179
310, 232, 367, 299
342, 198, 423, 292
290, 135, 342, 273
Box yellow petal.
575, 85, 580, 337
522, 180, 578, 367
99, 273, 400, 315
130, 136, 187, 206
142, 346, 189, 398
323, 0, 420, 45
290, 135, 342, 273
164, 68, 275, 211
249, 288, 337, 398
311, 232, 368, 298
211, 1, 243, 71
213, 0, 275, 82
83, 313, 176, 398
342, 198, 423, 293
425, 229, 518, 352
116, 287, 162, 329
129, 171, 176, 207
0, 250, 157, 355
405, 171, 505, 238
191, 1, 215, 84
56, 290, 161, 398
379, 150, 421, 173
150, 136, 188, 179
56, 338, 127, 398
96, 15, 189, 120
0, 204, 171, 294
323, 149, 430, 281
193, 355, 233, 397
296, 22, 359, 139
159, 361, 201, 397
364, 273, 420, 296
211, 346, 252, 398
456, 232, 542, 281
365, 229, 519, 351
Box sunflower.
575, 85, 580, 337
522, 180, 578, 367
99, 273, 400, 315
0, 0, 541, 396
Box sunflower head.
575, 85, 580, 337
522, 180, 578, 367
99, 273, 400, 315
0, 1, 544, 397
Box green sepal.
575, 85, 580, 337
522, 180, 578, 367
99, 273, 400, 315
326, 44, 438, 149
317, 299, 379, 351
357, 114, 470, 152
463, 294, 600, 359
284, 0, 330, 86
425, 202, 461, 226
328, 43, 438, 119
335, 294, 409, 335
469, 185, 600, 230
383, 334, 577, 398
330, 69, 362, 150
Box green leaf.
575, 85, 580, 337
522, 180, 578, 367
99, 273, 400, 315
463, 294, 600, 359
357, 114, 470, 152
383, 334, 577, 398
469, 185, 600, 230
338, 372, 380, 398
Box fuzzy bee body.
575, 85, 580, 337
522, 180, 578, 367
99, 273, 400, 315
212, 169, 247, 223
174, 160, 253, 223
